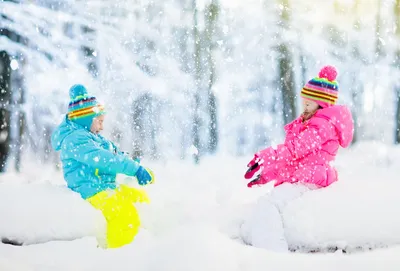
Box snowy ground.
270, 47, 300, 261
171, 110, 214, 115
1, 141, 400, 270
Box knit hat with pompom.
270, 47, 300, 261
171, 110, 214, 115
67, 84, 105, 130
301, 65, 339, 108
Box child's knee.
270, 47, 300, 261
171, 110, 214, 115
107, 222, 140, 248
105, 204, 141, 248
108, 207, 141, 246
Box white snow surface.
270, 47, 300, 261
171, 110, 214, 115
1, 141, 400, 270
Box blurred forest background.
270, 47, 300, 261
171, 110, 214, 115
1, 0, 400, 171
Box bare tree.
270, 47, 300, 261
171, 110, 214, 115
192, 0, 202, 164
131, 93, 160, 160
277, 0, 297, 124
204, 0, 219, 154
394, 0, 400, 144
0, 51, 11, 172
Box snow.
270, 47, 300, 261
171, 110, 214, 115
0, 182, 101, 246
1, 141, 400, 270
285, 180, 400, 252
2, 0, 400, 269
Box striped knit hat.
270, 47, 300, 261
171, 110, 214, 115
301, 65, 339, 108
67, 84, 105, 129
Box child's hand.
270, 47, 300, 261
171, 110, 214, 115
247, 174, 269, 188
244, 155, 262, 179
135, 166, 155, 186
246, 154, 259, 168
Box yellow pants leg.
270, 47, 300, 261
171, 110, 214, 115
87, 185, 150, 249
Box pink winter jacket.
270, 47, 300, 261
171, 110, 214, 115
257, 105, 354, 187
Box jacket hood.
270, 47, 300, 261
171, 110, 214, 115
315, 105, 354, 148
51, 116, 84, 151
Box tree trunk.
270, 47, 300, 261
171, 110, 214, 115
278, 44, 297, 124
395, 88, 400, 144
375, 0, 383, 61
15, 111, 25, 172
277, 0, 297, 125
299, 50, 307, 87
394, 0, 400, 144
208, 92, 218, 152
132, 96, 145, 159
149, 100, 158, 160
204, 0, 219, 154
350, 73, 363, 145
192, 0, 201, 164
8, 53, 26, 172
132, 93, 159, 159
0, 51, 11, 172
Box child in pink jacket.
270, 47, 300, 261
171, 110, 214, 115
240, 65, 354, 252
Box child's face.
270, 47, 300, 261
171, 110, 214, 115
90, 115, 105, 134
302, 99, 319, 113
302, 99, 320, 120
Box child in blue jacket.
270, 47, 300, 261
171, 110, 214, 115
51, 84, 154, 249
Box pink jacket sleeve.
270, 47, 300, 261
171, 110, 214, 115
257, 118, 335, 164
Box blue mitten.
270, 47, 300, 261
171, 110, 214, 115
135, 166, 154, 186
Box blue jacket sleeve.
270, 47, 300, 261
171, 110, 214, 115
63, 130, 140, 176
110, 141, 124, 156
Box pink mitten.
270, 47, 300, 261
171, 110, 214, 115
247, 175, 269, 188
247, 154, 259, 168
244, 155, 263, 179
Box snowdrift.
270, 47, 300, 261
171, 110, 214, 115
0, 182, 102, 246
1, 142, 400, 254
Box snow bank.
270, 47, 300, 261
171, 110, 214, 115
0, 142, 400, 254
0, 182, 102, 245
285, 178, 400, 252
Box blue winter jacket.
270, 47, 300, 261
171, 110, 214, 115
51, 116, 140, 199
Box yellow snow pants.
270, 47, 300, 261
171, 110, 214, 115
86, 184, 150, 249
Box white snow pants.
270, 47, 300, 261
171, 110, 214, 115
241, 183, 316, 252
